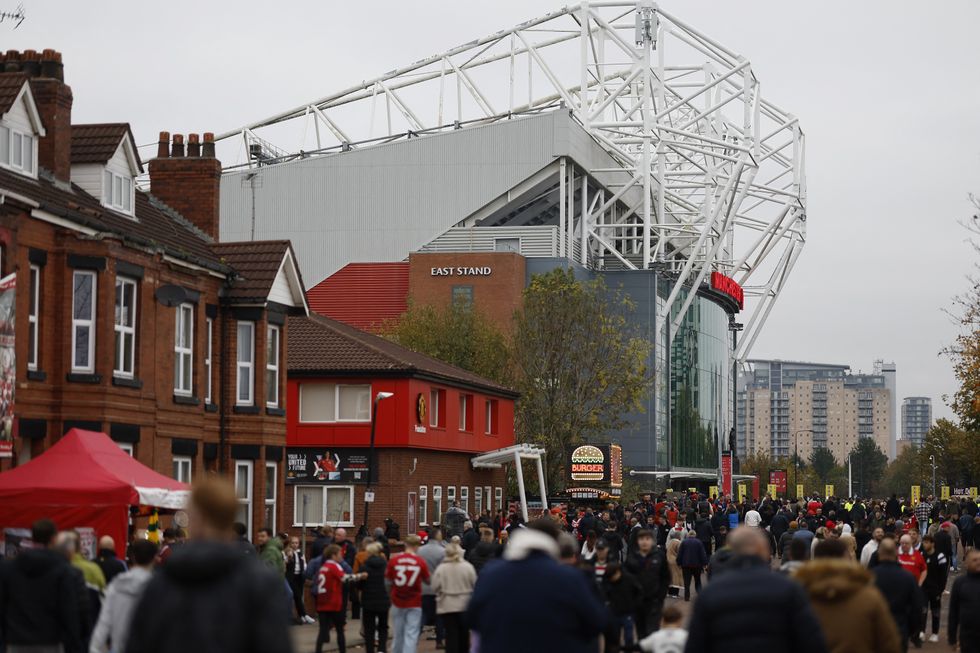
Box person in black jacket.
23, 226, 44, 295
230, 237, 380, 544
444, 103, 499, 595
465, 527, 500, 574
684, 527, 828, 653
124, 477, 292, 653
95, 536, 126, 586
872, 537, 922, 651
921, 534, 949, 643
0, 519, 84, 653
949, 548, 980, 653
358, 543, 390, 653
624, 529, 669, 638
600, 562, 641, 653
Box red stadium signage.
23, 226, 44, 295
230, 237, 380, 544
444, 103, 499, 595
710, 272, 744, 310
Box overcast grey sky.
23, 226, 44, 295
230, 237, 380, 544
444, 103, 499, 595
7, 0, 980, 419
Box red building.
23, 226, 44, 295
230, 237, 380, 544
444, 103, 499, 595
285, 313, 517, 535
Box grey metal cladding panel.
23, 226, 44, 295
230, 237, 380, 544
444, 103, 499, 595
421, 226, 557, 257
220, 112, 566, 285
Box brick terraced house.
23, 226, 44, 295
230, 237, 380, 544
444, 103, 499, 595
0, 49, 308, 538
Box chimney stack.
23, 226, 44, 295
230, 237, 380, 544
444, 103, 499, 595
149, 131, 222, 241
1, 49, 73, 183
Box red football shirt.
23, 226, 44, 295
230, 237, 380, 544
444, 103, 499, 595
898, 550, 927, 581
385, 552, 430, 608
315, 559, 346, 613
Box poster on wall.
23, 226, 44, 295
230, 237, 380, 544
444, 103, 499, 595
285, 448, 371, 484
0, 273, 14, 458
721, 453, 733, 496
768, 469, 787, 495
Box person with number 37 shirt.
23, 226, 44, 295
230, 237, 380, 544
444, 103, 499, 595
385, 534, 431, 653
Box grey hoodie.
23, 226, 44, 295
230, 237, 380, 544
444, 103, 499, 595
89, 566, 152, 653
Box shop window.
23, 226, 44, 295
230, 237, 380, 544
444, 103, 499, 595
419, 485, 429, 525
474, 487, 483, 515
485, 400, 499, 435
172, 456, 192, 484
299, 384, 371, 422
451, 285, 473, 308
461, 486, 469, 514
235, 461, 253, 539
264, 462, 277, 530
433, 486, 443, 525
236, 322, 255, 405
430, 389, 445, 428
28, 265, 39, 370
459, 394, 473, 432
71, 270, 97, 373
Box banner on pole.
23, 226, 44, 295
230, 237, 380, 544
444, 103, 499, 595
971, 487, 978, 499
796, 484, 804, 499
767, 483, 777, 498
709, 485, 718, 499
768, 469, 788, 495
941, 486, 951, 500
737, 484, 747, 503
0, 273, 15, 458
911, 485, 921, 505
824, 484, 834, 498
721, 453, 733, 496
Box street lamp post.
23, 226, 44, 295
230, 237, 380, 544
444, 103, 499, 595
363, 391, 394, 534
793, 429, 813, 498
929, 454, 937, 497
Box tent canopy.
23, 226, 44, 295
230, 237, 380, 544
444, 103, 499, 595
0, 428, 189, 509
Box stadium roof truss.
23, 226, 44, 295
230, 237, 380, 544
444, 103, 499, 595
216, 1, 806, 363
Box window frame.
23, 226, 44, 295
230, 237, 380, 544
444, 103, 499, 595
433, 485, 443, 525
71, 270, 97, 373
429, 389, 440, 427
451, 285, 474, 307
27, 264, 39, 370
113, 276, 138, 378
204, 318, 213, 405
265, 324, 280, 408
173, 303, 194, 395
493, 236, 521, 254
447, 486, 456, 508
291, 485, 354, 528
102, 169, 134, 215
459, 393, 472, 432
474, 487, 483, 515
117, 442, 134, 457
235, 460, 254, 539
461, 486, 469, 515
0, 124, 36, 177
494, 487, 503, 512
264, 462, 277, 531
419, 485, 429, 526
298, 383, 372, 423
236, 321, 255, 405
172, 455, 192, 484
485, 399, 498, 435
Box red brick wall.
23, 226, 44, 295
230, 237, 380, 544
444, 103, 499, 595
148, 141, 222, 241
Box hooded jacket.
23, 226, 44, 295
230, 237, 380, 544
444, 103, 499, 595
948, 570, 980, 649
0, 547, 83, 650
794, 559, 901, 653
465, 540, 500, 574
466, 528, 606, 653
89, 566, 152, 653
123, 541, 292, 653
358, 554, 391, 613
258, 537, 285, 576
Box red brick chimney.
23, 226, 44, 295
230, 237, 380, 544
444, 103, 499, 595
0, 49, 73, 183
148, 131, 222, 240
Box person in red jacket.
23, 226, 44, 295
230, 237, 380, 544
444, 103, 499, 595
316, 544, 366, 653
386, 534, 430, 653
897, 533, 927, 585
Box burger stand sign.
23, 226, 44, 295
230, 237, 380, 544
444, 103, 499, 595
566, 443, 623, 500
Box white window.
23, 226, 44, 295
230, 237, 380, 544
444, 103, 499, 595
174, 303, 194, 395
264, 462, 277, 530
113, 277, 137, 378
71, 271, 96, 373
236, 322, 254, 405
485, 400, 497, 435
448, 486, 456, 508
172, 456, 192, 484
461, 486, 469, 515
494, 487, 503, 512
459, 394, 470, 431
204, 318, 213, 404
494, 237, 521, 254
27, 265, 39, 370
429, 389, 440, 427
419, 486, 429, 525
485, 486, 492, 512
235, 461, 253, 539
298, 384, 372, 422
266, 325, 280, 407
433, 486, 443, 525
474, 487, 483, 515
117, 442, 134, 457
0, 125, 35, 176
102, 169, 134, 215
292, 485, 354, 527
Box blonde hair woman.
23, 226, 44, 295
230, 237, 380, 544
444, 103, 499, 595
431, 542, 477, 653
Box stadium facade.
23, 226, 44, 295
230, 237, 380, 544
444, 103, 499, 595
213, 2, 807, 478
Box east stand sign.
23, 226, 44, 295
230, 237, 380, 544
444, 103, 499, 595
285, 448, 371, 484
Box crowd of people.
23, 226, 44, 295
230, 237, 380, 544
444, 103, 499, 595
2, 482, 980, 653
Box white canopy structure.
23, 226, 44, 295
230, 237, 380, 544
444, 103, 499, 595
472, 444, 548, 521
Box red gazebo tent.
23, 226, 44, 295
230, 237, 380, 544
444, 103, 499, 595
0, 428, 189, 557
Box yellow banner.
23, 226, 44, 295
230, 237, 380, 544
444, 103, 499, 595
738, 484, 747, 503
825, 484, 834, 498
767, 483, 778, 497
971, 487, 978, 499
709, 485, 718, 499
796, 484, 804, 499
941, 486, 951, 500
911, 485, 921, 505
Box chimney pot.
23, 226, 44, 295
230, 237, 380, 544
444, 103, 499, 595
202, 132, 216, 158
187, 133, 201, 157
3, 50, 20, 73
20, 50, 40, 77
39, 50, 64, 81
157, 131, 170, 159
171, 134, 185, 158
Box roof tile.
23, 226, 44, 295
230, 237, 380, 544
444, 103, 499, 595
212, 240, 294, 303
71, 123, 143, 170
0, 73, 27, 116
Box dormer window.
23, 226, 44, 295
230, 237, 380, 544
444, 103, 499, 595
0, 126, 35, 175
103, 169, 133, 213
0, 77, 44, 179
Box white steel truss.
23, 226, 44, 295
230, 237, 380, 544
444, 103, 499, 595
215, 1, 806, 363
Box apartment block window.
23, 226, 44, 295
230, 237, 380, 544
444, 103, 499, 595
459, 394, 472, 431
485, 400, 499, 435
114, 277, 137, 378
266, 325, 280, 407
433, 486, 443, 525
299, 384, 371, 422
235, 461, 253, 539
419, 486, 429, 525
27, 265, 39, 370
71, 271, 97, 373
264, 462, 277, 530
236, 322, 255, 405
174, 303, 194, 395
172, 456, 192, 484
461, 486, 469, 514
103, 170, 133, 214
0, 125, 35, 176
474, 487, 483, 515
204, 318, 213, 404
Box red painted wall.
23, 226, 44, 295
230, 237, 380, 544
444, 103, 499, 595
286, 376, 514, 453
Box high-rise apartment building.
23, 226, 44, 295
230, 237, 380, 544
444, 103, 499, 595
901, 397, 933, 446
737, 360, 893, 464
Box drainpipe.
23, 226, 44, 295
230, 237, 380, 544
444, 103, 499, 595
219, 307, 228, 474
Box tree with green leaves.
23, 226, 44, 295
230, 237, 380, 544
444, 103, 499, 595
383, 299, 513, 386
847, 438, 887, 497
512, 268, 652, 489
809, 447, 837, 483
